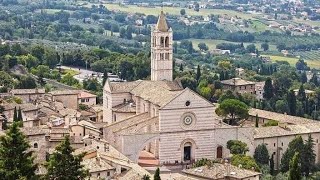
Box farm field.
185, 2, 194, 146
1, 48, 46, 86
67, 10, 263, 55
83, 3, 258, 20
266, 54, 320, 68
190, 39, 277, 51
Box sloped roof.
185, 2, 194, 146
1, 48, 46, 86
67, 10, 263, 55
156, 11, 169, 32
221, 78, 255, 86
254, 122, 320, 138
11, 88, 45, 95
108, 80, 183, 107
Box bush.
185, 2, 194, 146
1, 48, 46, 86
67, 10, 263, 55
263, 120, 278, 127
231, 154, 260, 172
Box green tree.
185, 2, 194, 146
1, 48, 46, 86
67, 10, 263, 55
180, 9, 186, 15
154, 167, 161, 180
231, 154, 260, 172
142, 174, 150, 180
102, 71, 108, 86
270, 154, 275, 175
255, 114, 259, 127
0, 122, 37, 179
61, 73, 80, 87
288, 152, 301, 180
297, 85, 306, 102
254, 144, 269, 165
17, 107, 23, 122
280, 136, 304, 172
198, 43, 208, 51
45, 136, 88, 180
287, 89, 297, 116
263, 77, 273, 100
227, 140, 249, 155
310, 73, 318, 86
301, 71, 308, 83
13, 107, 18, 122
215, 99, 249, 125
196, 65, 201, 81
119, 27, 126, 38
301, 135, 315, 177
261, 42, 269, 51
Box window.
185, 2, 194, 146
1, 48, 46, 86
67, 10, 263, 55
107, 172, 110, 176
185, 101, 191, 106
160, 37, 164, 47
281, 142, 283, 146
165, 36, 169, 47
160, 53, 164, 60
97, 173, 100, 177
165, 53, 169, 60
81, 99, 85, 102
114, 114, 117, 122
274, 143, 276, 147
85, 98, 89, 102
80, 133, 82, 136
97, 146, 99, 149
34, 143, 38, 148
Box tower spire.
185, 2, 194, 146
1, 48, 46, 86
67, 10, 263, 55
156, 11, 169, 32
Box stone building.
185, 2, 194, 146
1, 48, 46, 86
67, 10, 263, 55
221, 78, 256, 95
10, 88, 45, 103
78, 91, 97, 106
103, 12, 254, 165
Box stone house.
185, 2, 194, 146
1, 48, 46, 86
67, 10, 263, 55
49, 90, 79, 109
11, 89, 45, 103
221, 78, 256, 95
255, 81, 265, 100
78, 91, 97, 107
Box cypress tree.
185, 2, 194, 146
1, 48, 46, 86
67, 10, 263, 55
154, 167, 161, 180
102, 71, 108, 86
300, 71, 308, 83
270, 154, 275, 176
13, 106, 17, 122
287, 90, 297, 116
196, 65, 201, 82
263, 77, 273, 100
255, 114, 259, 128
17, 107, 23, 122
179, 64, 183, 71
0, 122, 38, 179
280, 136, 304, 172
310, 73, 318, 86
297, 85, 306, 102
219, 71, 225, 81
45, 136, 88, 180
1, 115, 8, 130
301, 135, 315, 177
288, 152, 301, 180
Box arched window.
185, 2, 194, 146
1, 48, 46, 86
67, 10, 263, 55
160, 37, 164, 47
165, 36, 169, 47
34, 143, 38, 148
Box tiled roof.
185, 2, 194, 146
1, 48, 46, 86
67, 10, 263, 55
50, 90, 79, 95
21, 126, 49, 136
112, 102, 136, 113
78, 91, 96, 99
11, 89, 45, 95
81, 157, 115, 172
221, 78, 256, 86
3, 103, 39, 112
109, 81, 142, 93
254, 123, 320, 138
249, 108, 315, 125
109, 80, 183, 107
130, 81, 182, 107
183, 164, 261, 179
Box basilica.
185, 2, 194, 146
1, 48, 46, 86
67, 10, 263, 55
102, 11, 254, 165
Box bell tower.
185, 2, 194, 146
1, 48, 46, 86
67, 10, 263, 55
151, 11, 173, 81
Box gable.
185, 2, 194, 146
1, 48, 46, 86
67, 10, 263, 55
160, 88, 214, 110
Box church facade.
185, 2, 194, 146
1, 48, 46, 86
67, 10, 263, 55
103, 11, 254, 164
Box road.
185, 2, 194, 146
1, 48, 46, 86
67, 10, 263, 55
60, 66, 103, 82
